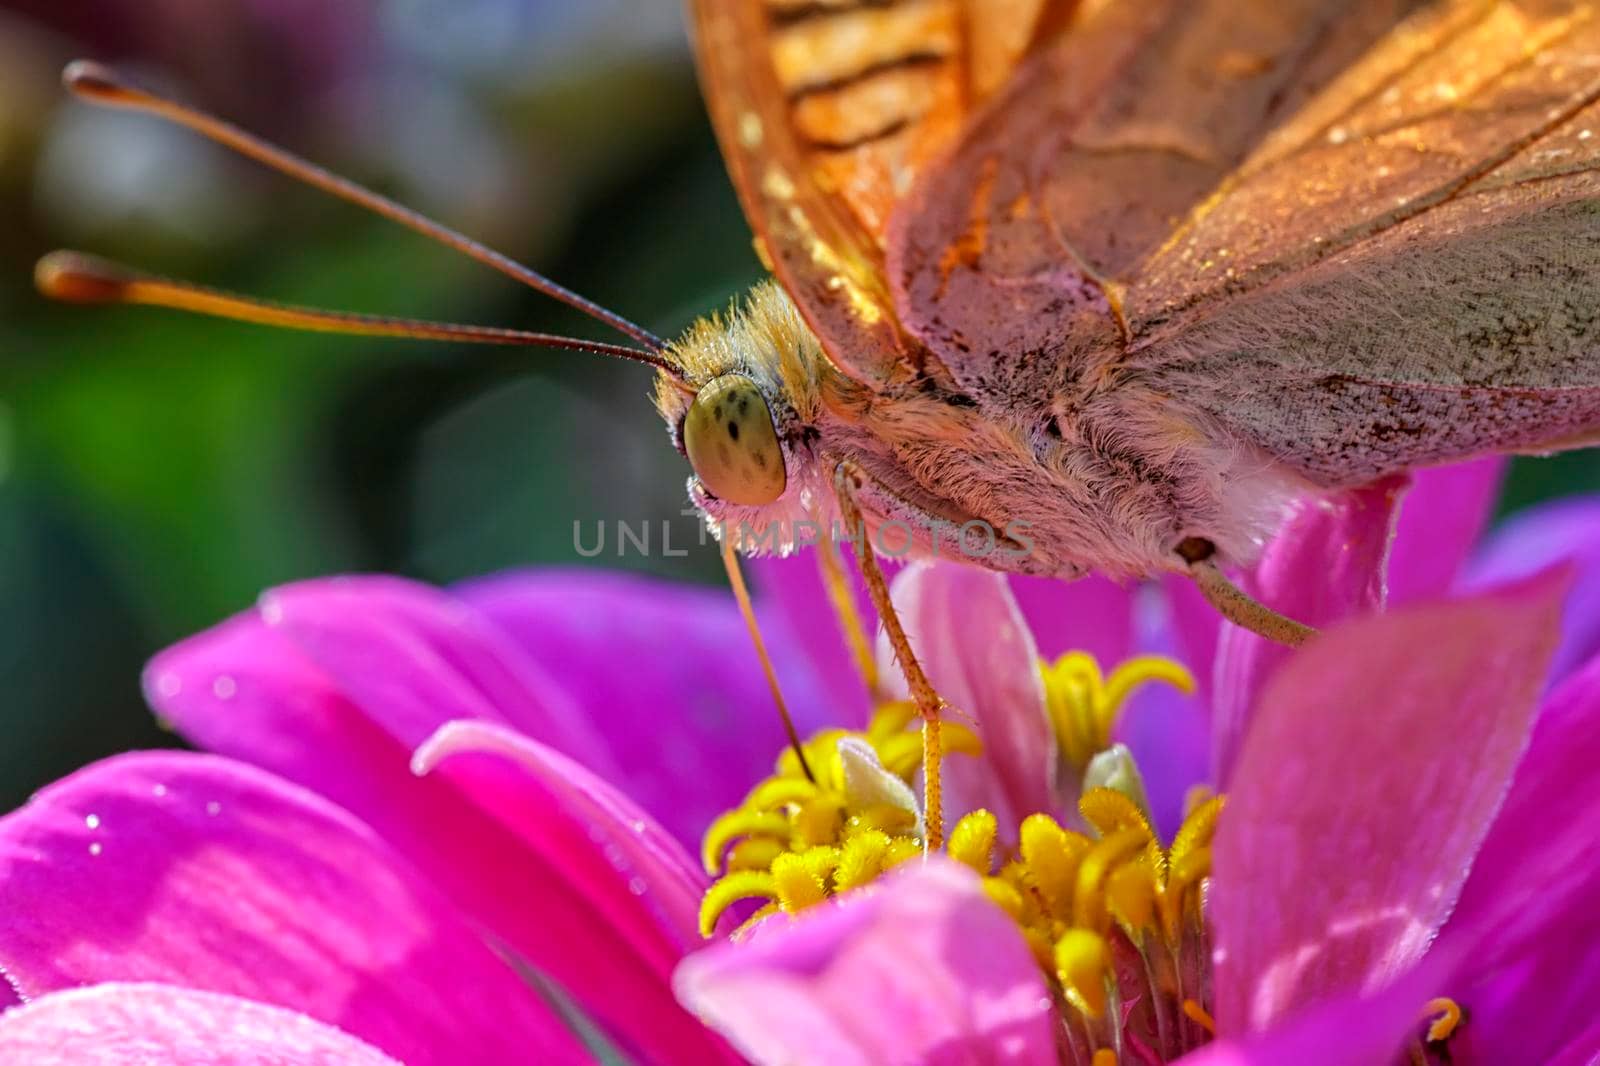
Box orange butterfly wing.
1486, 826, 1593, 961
688, 0, 1078, 388
885, 0, 1430, 398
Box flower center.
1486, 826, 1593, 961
695, 649, 1471, 1065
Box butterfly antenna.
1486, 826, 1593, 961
36, 251, 682, 372
721, 539, 814, 783
54, 60, 671, 357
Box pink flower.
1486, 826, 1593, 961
0, 458, 1596, 1062
679, 461, 1600, 1064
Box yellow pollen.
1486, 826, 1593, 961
1055, 928, 1112, 1017
948, 809, 998, 874
1092, 1051, 1118, 1066
834, 830, 892, 891
1182, 999, 1216, 1036
1042, 651, 1194, 768
771, 847, 839, 914
1423, 997, 1463, 1043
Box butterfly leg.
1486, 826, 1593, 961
833, 460, 947, 852
1177, 537, 1315, 647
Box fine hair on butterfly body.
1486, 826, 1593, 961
37, 0, 1600, 654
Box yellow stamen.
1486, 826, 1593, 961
868, 699, 916, 741
771, 847, 839, 914
1042, 650, 1195, 769
845, 803, 919, 836
883, 836, 923, 868
816, 537, 879, 695
702, 809, 790, 875
947, 809, 998, 874
1423, 997, 1463, 1043
1019, 813, 1090, 921
1182, 999, 1216, 1036
699, 869, 776, 937
1055, 928, 1112, 1017
981, 875, 1025, 920
1075, 826, 1154, 932
1092, 1051, 1118, 1066
834, 830, 892, 892
727, 837, 787, 872
792, 794, 846, 849
744, 776, 817, 811
1107, 861, 1157, 932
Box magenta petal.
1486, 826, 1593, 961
891, 563, 1056, 835
0, 983, 403, 1066
1212, 573, 1563, 1036
1176, 962, 1440, 1066
1007, 573, 1136, 664
1211, 477, 1407, 782
1386, 458, 1505, 606
148, 614, 732, 1066
1463, 496, 1600, 681
260, 575, 620, 774
674, 860, 1055, 1065
1544, 1018, 1600, 1066
1430, 653, 1600, 1062
459, 568, 837, 843
748, 553, 877, 726
412, 719, 706, 953
0, 753, 588, 1065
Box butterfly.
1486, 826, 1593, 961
35, 1, 1600, 727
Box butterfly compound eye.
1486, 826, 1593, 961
683, 375, 787, 506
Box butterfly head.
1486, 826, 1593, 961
657, 281, 832, 542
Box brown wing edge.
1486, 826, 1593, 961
687, 0, 917, 390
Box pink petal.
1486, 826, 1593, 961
1431, 653, 1600, 1062
1163, 574, 1222, 698
1175, 963, 1439, 1066
1387, 458, 1505, 606
1212, 572, 1564, 1036
147, 615, 732, 1066
1007, 573, 1136, 663
260, 575, 620, 774
0, 753, 587, 1065
674, 859, 1055, 1065
0, 983, 403, 1066
748, 553, 878, 726
890, 563, 1056, 836
1463, 495, 1600, 681
1211, 477, 1407, 782
1382, 457, 1504, 605
411, 719, 707, 953
1544, 1018, 1600, 1066
459, 568, 839, 845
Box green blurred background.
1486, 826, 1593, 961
0, 1, 1596, 807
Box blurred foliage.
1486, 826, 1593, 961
0, 1, 757, 804
0, 1, 1597, 806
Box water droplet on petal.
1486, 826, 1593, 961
628, 877, 647, 896
152, 784, 168, 798
84, 813, 100, 830
154, 673, 182, 698
88, 842, 102, 856
212, 675, 237, 700
205, 801, 221, 817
